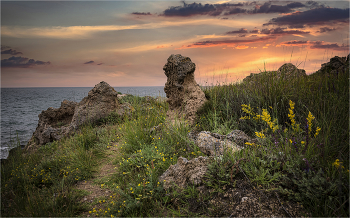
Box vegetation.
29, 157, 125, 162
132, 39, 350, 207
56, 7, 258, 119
1, 58, 349, 217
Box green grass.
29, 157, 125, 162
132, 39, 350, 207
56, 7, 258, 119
1, 57, 349, 217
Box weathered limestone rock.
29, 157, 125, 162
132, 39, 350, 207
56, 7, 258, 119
163, 54, 207, 124
26, 100, 77, 148
243, 63, 306, 83
315, 54, 349, 75
70, 81, 119, 129
276, 63, 307, 80
188, 130, 254, 157
26, 81, 121, 151
159, 156, 212, 190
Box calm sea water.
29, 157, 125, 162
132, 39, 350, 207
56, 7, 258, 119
1, 86, 165, 159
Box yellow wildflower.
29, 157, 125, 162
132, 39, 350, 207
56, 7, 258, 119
255, 131, 265, 139
314, 127, 321, 138
307, 111, 315, 134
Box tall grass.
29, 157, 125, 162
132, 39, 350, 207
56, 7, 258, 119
1, 122, 116, 216
196, 63, 349, 216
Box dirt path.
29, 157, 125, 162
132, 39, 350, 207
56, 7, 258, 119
76, 144, 120, 217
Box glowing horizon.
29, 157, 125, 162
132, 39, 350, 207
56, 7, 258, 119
1, 0, 349, 88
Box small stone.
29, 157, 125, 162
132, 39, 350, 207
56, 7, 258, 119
159, 156, 212, 190
242, 197, 249, 203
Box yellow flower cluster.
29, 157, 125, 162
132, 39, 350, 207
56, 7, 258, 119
256, 109, 279, 132
307, 111, 315, 133
314, 127, 321, 138
240, 104, 278, 133
245, 142, 261, 147
287, 100, 300, 132
240, 104, 256, 120
332, 159, 345, 169
255, 131, 266, 139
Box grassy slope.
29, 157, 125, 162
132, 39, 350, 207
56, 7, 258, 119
1, 63, 349, 217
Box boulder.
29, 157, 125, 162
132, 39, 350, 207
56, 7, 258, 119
163, 54, 207, 124
315, 54, 349, 75
26, 100, 77, 148
188, 130, 255, 157
159, 156, 212, 190
26, 81, 121, 151
70, 81, 119, 129
276, 63, 307, 80
243, 63, 306, 83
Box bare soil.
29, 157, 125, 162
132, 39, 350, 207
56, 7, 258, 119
76, 144, 120, 217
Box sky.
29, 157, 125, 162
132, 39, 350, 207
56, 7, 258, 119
1, 0, 349, 87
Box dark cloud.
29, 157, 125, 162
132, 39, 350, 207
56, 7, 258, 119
264, 7, 350, 27
286, 2, 306, 9
160, 1, 310, 17
318, 27, 336, 33
1, 49, 23, 55
310, 41, 349, 51
250, 29, 259, 33
132, 12, 152, 15
162, 2, 216, 16
1, 45, 11, 50
97, 63, 103, 65
215, 3, 244, 7
305, 1, 325, 9
179, 36, 276, 49
261, 27, 310, 35
1, 46, 23, 55
283, 40, 308, 45
226, 28, 248, 34
239, 34, 246, 37
1, 56, 51, 68
225, 7, 247, 15
84, 61, 95, 64
251, 2, 293, 14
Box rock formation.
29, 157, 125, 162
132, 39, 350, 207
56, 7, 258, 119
243, 63, 306, 83
315, 54, 349, 75
275, 63, 307, 80
159, 156, 212, 190
26, 81, 123, 151
158, 130, 255, 190
163, 54, 207, 124
188, 130, 255, 157
26, 100, 77, 148
70, 81, 119, 129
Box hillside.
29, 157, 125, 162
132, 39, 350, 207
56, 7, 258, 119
1, 55, 349, 217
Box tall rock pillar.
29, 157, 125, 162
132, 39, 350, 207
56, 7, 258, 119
163, 54, 206, 124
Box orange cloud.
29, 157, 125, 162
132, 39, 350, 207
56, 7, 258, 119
176, 36, 276, 49
235, 45, 249, 49
156, 45, 168, 49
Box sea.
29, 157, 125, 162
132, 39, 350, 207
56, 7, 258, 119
0, 86, 166, 159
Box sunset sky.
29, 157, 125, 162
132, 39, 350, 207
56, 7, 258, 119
1, 0, 349, 87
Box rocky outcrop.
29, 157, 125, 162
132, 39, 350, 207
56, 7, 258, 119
243, 63, 306, 83
70, 81, 119, 129
26, 100, 77, 147
188, 130, 255, 157
276, 63, 307, 80
158, 130, 255, 190
315, 54, 349, 75
26, 81, 122, 150
163, 54, 207, 124
159, 156, 212, 190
